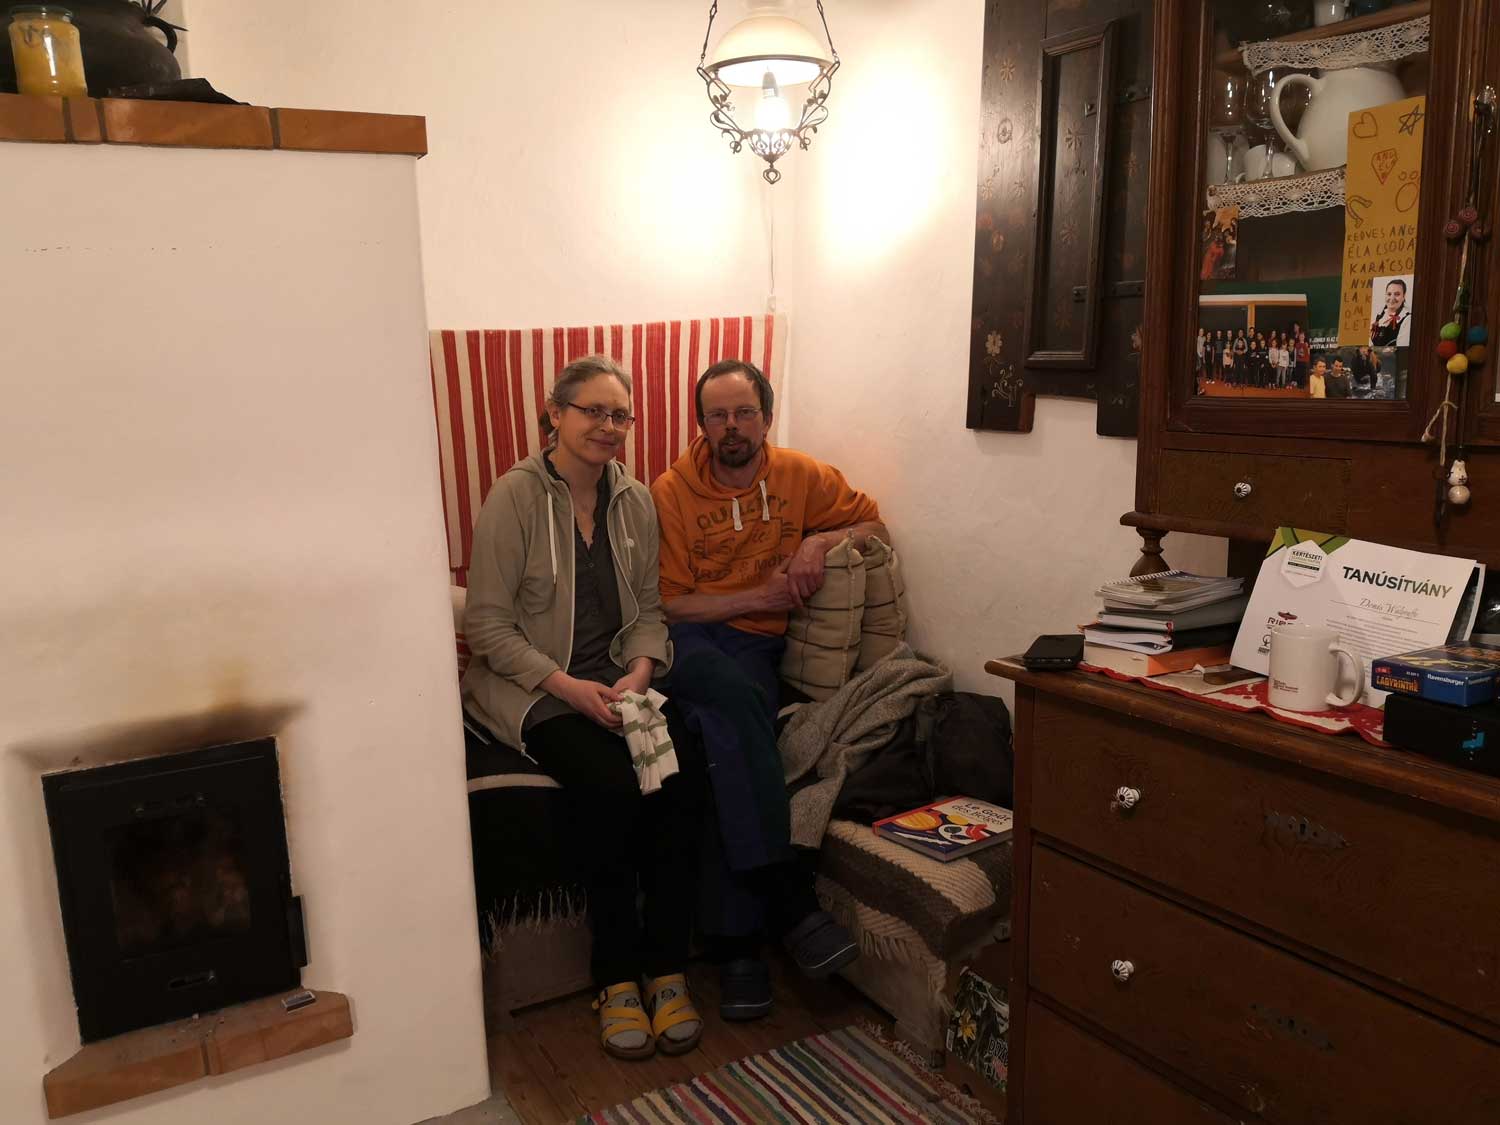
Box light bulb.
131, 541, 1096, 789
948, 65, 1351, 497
755, 70, 791, 133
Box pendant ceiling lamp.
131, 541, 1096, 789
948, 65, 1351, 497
696, 0, 840, 184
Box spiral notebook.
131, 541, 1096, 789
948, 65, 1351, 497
1096, 570, 1244, 613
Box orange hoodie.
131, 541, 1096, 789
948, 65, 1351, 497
651, 437, 881, 636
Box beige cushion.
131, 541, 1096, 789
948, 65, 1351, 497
855, 536, 908, 671
781, 539, 866, 700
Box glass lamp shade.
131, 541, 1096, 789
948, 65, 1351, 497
707, 13, 831, 87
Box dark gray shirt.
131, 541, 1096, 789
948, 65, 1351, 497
523, 457, 624, 731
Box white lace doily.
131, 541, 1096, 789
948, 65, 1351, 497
1206, 166, 1346, 218
1240, 14, 1429, 75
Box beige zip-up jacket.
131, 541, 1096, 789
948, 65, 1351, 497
461, 452, 672, 751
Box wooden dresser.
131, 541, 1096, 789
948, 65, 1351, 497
988, 658, 1500, 1124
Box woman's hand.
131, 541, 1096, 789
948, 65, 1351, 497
542, 671, 622, 728
612, 657, 655, 698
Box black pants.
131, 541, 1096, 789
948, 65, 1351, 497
525, 708, 706, 987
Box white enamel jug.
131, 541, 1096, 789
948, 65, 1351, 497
1269, 66, 1406, 171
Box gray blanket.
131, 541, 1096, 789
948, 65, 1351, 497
778, 644, 953, 847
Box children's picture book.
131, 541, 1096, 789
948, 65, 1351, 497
1371, 642, 1500, 707
873, 797, 1014, 862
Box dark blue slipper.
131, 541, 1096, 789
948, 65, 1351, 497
783, 911, 859, 979
719, 957, 772, 1021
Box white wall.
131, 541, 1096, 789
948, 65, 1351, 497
181, 0, 1225, 699
785, 0, 1224, 695
0, 145, 488, 1125
183, 0, 789, 328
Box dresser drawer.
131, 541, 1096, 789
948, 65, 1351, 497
1157, 449, 1350, 530
1031, 692, 1500, 1025
1023, 1002, 1235, 1125
1029, 847, 1500, 1124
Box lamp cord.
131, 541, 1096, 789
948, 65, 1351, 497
766, 181, 778, 313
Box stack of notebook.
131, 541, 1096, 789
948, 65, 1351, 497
1082, 571, 1247, 676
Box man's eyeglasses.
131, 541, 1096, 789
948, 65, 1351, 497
702, 407, 762, 428
565, 402, 636, 428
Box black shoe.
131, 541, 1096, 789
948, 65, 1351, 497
719, 957, 772, 1021
783, 910, 859, 979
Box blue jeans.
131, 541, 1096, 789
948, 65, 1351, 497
667, 622, 816, 941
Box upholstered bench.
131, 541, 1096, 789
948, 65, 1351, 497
466, 724, 1013, 1059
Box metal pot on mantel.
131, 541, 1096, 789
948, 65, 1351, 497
0, 0, 181, 97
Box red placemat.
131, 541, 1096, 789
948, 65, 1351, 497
1079, 663, 1389, 747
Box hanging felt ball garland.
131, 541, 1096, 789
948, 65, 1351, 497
1426, 89, 1496, 523
1467, 324, 1489, 369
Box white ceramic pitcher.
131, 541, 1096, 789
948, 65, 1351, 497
1270, 66, 1406, 171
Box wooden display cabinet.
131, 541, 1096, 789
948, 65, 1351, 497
1130, 1, 1500, 570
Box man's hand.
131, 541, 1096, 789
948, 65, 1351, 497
611, 657, 655, 698
785, 532, 834, 602
544, 672, 623, 728
756, 561, 804, 612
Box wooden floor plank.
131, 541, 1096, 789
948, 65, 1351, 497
500, 1029, 589, 1123
491, 954, 894, 1124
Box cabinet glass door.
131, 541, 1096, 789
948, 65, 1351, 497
1188, 1, 1433, 410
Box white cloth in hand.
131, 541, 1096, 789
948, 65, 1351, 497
610, 689, 679, 795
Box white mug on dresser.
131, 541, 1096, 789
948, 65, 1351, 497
1269, 624, 1366, 711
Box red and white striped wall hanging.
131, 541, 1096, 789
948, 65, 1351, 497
429, 315, 788, 584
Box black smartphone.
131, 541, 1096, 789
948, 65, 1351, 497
1022, 633, 1084, 671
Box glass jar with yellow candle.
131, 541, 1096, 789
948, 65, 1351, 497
8, 5, 88, 98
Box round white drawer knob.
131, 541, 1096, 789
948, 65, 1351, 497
1113, 786, 1143, 811
1111, 959, 1135, 983
1233, 481, 1253, 499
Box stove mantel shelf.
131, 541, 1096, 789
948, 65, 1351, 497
43, 988, 353, 1119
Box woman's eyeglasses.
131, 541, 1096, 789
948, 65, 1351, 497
702, 407, 762, 428
565, 402, 636, 428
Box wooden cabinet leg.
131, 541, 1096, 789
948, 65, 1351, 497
1130, 528, 1171, 577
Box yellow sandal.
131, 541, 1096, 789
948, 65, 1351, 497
592, 982, 655, 1060
645, 972, 702, 1056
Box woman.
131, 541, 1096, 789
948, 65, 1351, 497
1371, 279, 1410, 347
463, 355, 705, 1060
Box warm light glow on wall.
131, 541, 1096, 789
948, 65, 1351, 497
810, 60, 950, 268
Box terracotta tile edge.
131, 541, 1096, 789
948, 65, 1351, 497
99, 100, 275, 150
42, 989, 353, 1118
271, 108, 429, 158
0, 92, 66, 143
62, 97, 103, 143
0, 94, 425, 156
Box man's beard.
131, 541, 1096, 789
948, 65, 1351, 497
714, 433, 760, 469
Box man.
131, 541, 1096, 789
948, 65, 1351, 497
1326, 357, 1352, 399
1352, 345, 1375, 393
652, 359, 887, 1021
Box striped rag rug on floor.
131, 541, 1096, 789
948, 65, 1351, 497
571, 1025, 998, 1125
